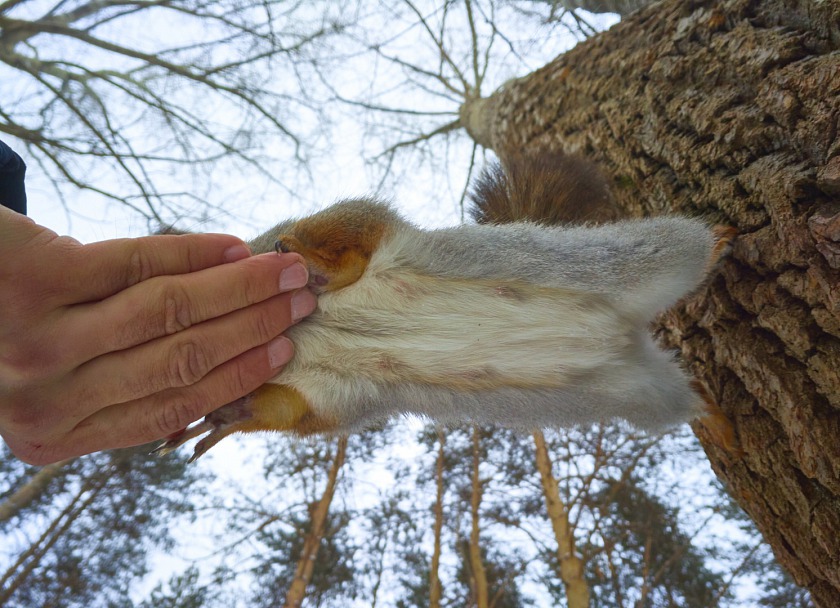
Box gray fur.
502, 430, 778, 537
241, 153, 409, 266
403, 217, 715, 322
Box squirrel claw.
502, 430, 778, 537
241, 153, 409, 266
152, 394, 256, 462
708, 225, 738, 270
690, 380, 744, 458
152, 420, 214, 458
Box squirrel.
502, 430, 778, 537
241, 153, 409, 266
156, 152, 738, 461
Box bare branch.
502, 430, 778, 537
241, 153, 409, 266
457, 140, 479, 222
401, 0, 471, 93
373, 118, 461, 160
0, 0, 340, 222
465, 0, 483, 94
0, 0, 30, 15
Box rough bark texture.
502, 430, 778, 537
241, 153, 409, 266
461, 0, 840, 605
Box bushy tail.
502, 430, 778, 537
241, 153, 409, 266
469, 151, 622, 226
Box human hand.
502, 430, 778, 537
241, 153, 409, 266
0, 206, 317, 464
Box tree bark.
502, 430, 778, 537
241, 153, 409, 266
430, 430, 445, 608
469, 427, 490, 608
0, 458, 75, 524
283, 435, 348, 608
543, 0, 655, 17
533, 431, 590, 608
460, 0, 840, 605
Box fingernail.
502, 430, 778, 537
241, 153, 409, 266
291, 289, 317, 322
280, 263, 309, 292
223, 244, 251, 263
267, 336, 294, 369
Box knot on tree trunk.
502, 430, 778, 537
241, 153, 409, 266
459, 96, 495, 150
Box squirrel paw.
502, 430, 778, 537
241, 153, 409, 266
152, 394, 257, 462
707, 225, 738, 271
690, 379, 744, 458
152, 384, 332, 462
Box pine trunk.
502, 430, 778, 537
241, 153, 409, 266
430, 430, 445, 608
533, 431, 590, 608
0, 458, 75, 524
0, 477, 104, 604
460, 0, 840, 605
469, 427, 489, 608
283, 436, 348, 608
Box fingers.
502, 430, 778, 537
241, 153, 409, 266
0, 204, 43, 247
66, 289, 317, 415
0, 211, 84, 317
1, 207, 256, 306
59, 233, 255, 303
2, 285, 317, 465
63, 252, 308, 362
65, 338, 292, 457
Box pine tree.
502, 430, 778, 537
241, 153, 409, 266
441, 427, 532, 608
134, 567, 208, 608
532, 430, 589, 608
0, 444, 204, 608
583, 475, 725, 608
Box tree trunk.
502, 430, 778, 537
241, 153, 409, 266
469, 427, 489, 608
430, 430, 445, 608
461, 0, 840, 605
533, 431, 590, 608
0, 476, 104, 604
551, 0, 654, 17
0, 458, 75, 524
283, 435, 348, 608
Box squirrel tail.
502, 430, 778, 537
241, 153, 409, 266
469, 151, 622, 226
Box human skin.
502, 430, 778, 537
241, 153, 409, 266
0, 205, 317, 464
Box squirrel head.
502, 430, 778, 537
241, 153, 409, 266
274, 198, 403, 293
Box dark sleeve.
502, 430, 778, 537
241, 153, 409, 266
0, 139, 27, 215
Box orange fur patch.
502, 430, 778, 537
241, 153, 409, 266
251, 383, 340, 436
240, 383, 311, 433
276, 215, 387, 292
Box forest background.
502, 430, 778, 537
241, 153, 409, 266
2, 1, 837, 607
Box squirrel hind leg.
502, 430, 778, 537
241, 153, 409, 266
153, 384, 337, 462
690, 379, 743, 458
152, 393, 265, 462
707, 225, 738, 272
